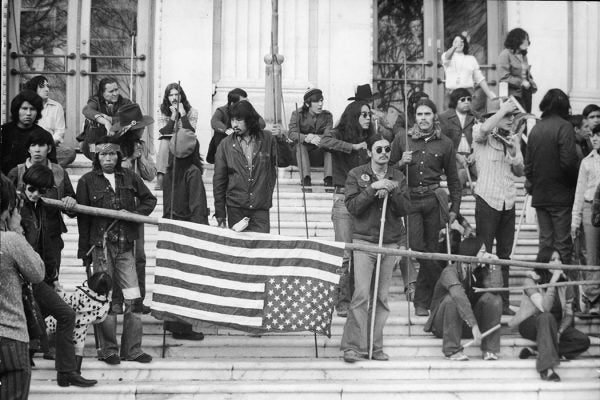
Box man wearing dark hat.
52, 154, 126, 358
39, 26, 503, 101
424, 237, 502, 361
110, 103, 156, 313
288, 88, 334, 188
472, 97, 525, 316
76, 135, 157, 364
390, 98, 461, 317
348, 84, 380, 103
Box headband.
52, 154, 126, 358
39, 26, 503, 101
95, 143, 121, 154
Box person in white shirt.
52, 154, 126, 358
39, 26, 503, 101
442, 34, 496, 114
25, 75, 76, 167
571, 126, 600, 314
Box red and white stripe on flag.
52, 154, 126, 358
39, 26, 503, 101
151, 219, 345, 336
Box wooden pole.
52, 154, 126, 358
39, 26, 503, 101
473, 280, 600, 293
41, 198, 600, 272
368, 193, 388, 360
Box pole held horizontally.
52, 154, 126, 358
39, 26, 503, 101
41, 198, 600, 272
473, 280, 600, 293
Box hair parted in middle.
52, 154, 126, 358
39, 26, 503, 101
230, 101, 262, 136
335, 100, 372, 142
160, 83, 192, 116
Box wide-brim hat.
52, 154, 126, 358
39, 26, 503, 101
110, 103, 154, 136
169, 128, 197, 159
348, 84, 380, 101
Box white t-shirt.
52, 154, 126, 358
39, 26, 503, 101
103, 172, 116, 190
442, 52, 485, 90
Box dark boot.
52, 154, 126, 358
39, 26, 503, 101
57, 371, 97, 387
75, 355, 83, 374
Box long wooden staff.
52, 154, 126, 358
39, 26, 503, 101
452, 324, 501, 354
368, 193, 389, 360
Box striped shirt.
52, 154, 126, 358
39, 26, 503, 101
472, 123, 524, 211
572, 150, 600, 228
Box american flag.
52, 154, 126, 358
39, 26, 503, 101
151, 219, 345, 336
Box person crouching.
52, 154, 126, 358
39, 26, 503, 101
424, 237, 503, 361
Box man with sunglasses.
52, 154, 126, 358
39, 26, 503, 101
8, 130, 76, 286
341, 133, 409, 362
439, 89, 478, 190
390, 98, 461, 317
18, 164, 97, 387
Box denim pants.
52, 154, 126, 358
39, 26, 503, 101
332, 193, 354, 309
431, 292, 502, 356
33, 281, 77, 373
519, 312, 590, 372
340, 240, 398, 354
536, 206, 573, 268
408, 193, 442, 309
112, 224, 147, 306
92, 244, 144, 359
296, 144, 332, 179
475, 195, 515, 308
581, 202, 600, 303
0, 338, 31, 400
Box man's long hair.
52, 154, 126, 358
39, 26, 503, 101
539, 88, 570, 120
96, 77, 120, 101
160, 83, 192, 116
10, 90, 43, 123
230, 101, 262, 136
335, 100, 371, 142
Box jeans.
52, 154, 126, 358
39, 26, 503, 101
112, 224, 147, 305
332, 193, 354, 309
340, 240, 398, 354
0, 338, 31, 400
92, 243, 144, 359
296, 144, 332, 180
475, 195, 515, 308
581, 202, 600, 303
226, 207, 270, 233
408, 193, 442, 309
536, 206, 573, 268
430, 293, 502, 356
519, 312, 590, 372
33, 282, 77, 373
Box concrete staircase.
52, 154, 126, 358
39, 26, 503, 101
28, 156, 600, 399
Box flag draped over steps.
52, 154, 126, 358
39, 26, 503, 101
151, 219, 345, 337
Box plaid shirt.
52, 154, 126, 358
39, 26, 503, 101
472, 123, 524, 211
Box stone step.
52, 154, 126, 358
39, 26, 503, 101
28, 375, 600, 400
30, 358, 600, 382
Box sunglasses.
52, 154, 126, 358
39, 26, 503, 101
374, 146, 391, 154
360, 111, 372, 118
458, 96, 472, 103
26, 185, 47, 195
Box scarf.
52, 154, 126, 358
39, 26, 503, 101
409, 119, 442, 141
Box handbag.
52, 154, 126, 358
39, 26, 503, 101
22, 282, 46, 341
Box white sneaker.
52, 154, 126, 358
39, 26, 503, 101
483, 351, 498, 361
446, 351, 469, 361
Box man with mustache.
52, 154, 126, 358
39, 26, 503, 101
213, 101, 277, 233
390, 98, 461, 317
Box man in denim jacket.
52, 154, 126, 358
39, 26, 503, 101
76, 136, 156, 365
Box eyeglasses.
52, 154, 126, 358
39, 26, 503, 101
374, 146, 391, 154
360, 111, 372, 118
458, 96, 472, 103
26, 185, 47, 195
